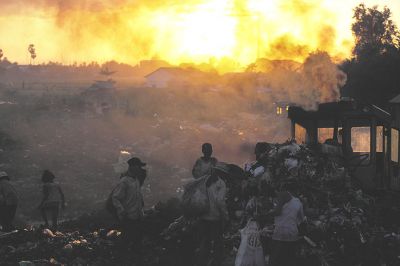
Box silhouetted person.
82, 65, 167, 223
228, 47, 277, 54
192, 143, 218, 179
0, 171, 18, 232
197, 162, 229, 266
38, 170, 65, 229
112, 157, 147, 265
269, 183, 305, 266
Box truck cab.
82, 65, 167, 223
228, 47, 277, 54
288, 100, 400, 190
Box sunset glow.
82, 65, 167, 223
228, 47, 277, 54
0, 0, 399, 71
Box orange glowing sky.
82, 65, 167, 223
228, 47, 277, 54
0, 0, 399, 70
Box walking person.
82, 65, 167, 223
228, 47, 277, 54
192, 143, 218, 179
197, 162, 230, 266
0, 171, 18, 232
112, 157, 147, 265
38, 170, 65, 229
268, 183, 305, 266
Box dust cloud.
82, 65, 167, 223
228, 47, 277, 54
0, 52, 345, 222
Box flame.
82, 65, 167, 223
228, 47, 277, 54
0, 0, 398, 71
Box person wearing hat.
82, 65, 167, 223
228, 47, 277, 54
192, 143, 218, 179
111, 157, 146, 264
197, 162, 230, 266
38, 170, 65, 229
0, 171, 18, 232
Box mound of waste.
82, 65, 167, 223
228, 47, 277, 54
2, 141, 400, 266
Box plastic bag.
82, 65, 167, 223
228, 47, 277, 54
235, 220, 266, 266
181, 175, 210, 218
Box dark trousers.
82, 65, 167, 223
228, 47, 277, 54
197, 220, 223, 266
120, 218, 143, 265
0, 204, 17, 232
269, 240, 297, 266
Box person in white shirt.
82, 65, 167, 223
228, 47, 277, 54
192, 143, 218, 179
112, 157, 146, 265
269, 183, 305, 266
0, 171, 18, 232
197, 162, 229, 266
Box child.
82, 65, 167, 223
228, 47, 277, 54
38, 170, 65, 229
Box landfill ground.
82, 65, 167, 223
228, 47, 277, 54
2, 85, 400, 265
2, 141, 400, 266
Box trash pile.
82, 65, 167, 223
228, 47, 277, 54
2, 141, 400, 266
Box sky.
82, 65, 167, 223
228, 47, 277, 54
0, 0, 399, 68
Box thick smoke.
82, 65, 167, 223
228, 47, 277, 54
0, 0, 352, 68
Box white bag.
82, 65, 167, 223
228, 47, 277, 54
235, 220, 266, 266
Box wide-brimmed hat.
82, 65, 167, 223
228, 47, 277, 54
127, 157, 146, 167
212, 162, 230, 174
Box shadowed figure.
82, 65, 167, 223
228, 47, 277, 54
38, 170, 65, 230
192, 143, 218, 179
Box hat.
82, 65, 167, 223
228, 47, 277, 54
212, 162, 230, 174
0, 171, 8, 179
128, 157, 146, 167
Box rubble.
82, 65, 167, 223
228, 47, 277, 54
2, 141, 400, 265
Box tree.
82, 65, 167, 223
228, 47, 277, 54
352, 4, 400, 59
28, 44, 37, 65
340, 5, 400, 106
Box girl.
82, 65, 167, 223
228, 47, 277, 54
38, 170, 65, 229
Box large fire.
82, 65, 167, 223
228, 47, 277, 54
0, 0, 399, 71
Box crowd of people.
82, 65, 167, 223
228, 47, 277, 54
0, 142, 305, 266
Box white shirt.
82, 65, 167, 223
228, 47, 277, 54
272, 197, 304, 241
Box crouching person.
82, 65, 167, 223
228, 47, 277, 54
0, 171, 18, 232
197, 162, 230, 266
269, 183, 305, 266
112, 157, 147, 265
38, 170, 65, 230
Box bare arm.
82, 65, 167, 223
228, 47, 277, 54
58, 186, 65, 208
111, 181, 127, 219
192, 159, 202, 178
38, 185, 49, 208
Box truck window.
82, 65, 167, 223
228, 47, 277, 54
351, 127, 370, 153
392, 129, 399, 163
318, 128, 342, 144
295, 124, 306, 144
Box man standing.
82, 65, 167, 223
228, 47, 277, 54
112, 157, 147, 265
197, 162, 229, 266
269, 183, 305, 266
0, 171, 18, 232
192, 143, 218, 179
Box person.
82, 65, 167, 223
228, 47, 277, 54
38, 170, 65, 229
268, 183, 305, 266
244, 142, 271, 178
0, 171, 18, 232
197, 162, 229, 266
192, 143, 218, 179
112, 157, 147, 265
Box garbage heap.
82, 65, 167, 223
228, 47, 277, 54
253, 141, 400, 266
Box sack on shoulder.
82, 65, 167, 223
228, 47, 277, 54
181, 175, 210, 218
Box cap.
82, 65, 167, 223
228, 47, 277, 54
212, 162, 230, 174
127, 157, 146, 167
0, 171, 9, 179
